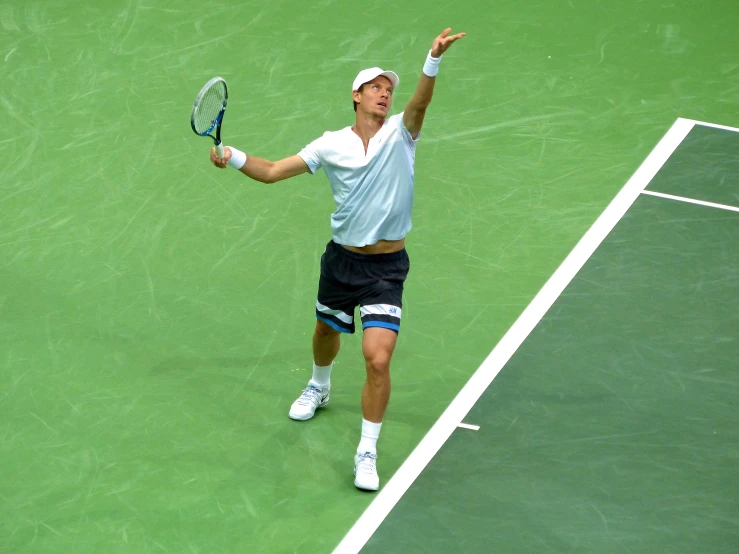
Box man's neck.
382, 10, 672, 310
352, 113, 385, 146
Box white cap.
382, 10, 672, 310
352, 67, 399, 91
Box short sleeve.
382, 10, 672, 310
394, 112, 420, 144
297, 134, 325, 174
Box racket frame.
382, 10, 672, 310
191, 76, 228, 157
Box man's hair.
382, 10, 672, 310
353, 84, 365, 112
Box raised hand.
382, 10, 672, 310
431, 28, 466, 58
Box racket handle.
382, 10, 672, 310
216, 142, 225, 158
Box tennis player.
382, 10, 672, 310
210, 28, 465, 491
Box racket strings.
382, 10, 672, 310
193, 81, 226, 135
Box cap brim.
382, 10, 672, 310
377, 70, 399, 88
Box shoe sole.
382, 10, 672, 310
354, 479, 379, 491
288, 398, 329, 421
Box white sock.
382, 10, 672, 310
357, 419, 382, 454
308, 362, 332, 390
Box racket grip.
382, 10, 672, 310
216, 142, 225, 158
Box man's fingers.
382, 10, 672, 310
442, 32, 466, 45
435, 29, 466, 52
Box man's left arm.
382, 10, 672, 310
403, 28, 466, 139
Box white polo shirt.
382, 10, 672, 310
297, 113, 419, 247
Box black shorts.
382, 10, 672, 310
315, 240, 410, 334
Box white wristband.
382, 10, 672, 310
227, 147, 247, 170
422, 49, 442, 77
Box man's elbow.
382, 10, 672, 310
262, 163, 280, 184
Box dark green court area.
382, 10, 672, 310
362, 125, 739, 553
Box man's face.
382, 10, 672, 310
354, 76, 394, 117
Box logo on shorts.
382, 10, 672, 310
389, 307, 397, 315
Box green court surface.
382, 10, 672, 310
1, 1, 738, 553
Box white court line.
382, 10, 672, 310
641, 190, 739, 213
457, 423, 480, 431
332, 117, 697, 554
682, 118, 739, 133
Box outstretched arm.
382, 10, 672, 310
210, 147, 310, 184
403, 28, 466, 139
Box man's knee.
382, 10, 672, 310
315, 319, 341, 338
365, 351, 392, 378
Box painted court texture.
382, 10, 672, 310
1, 1, 737, 553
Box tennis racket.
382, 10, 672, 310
191, 76, 228, 157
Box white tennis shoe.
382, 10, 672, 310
354, 452, 380, 491
288, 385, 329, 421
